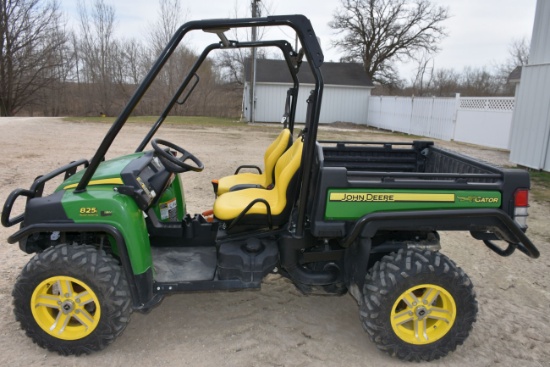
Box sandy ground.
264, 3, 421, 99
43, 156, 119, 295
0, 117, 549, 367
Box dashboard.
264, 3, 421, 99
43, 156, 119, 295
119, 151, 173, 210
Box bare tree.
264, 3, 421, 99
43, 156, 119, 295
119, 38, 146, 86
216, 46, 248, 85
507, 38, 529, 69
39, 19, 75, 116
431, 68, 460, 97
147, 0, 188, 55
460, 66, 501, 96
495, 37, 529, 94
143, 0, 195, 113
329, 0, 450, 86
0, 0, 67, 116
77, 0, 118, 115
411, 53, 434, 96
215, 0, 275, 85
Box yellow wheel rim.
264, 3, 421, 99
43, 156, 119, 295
391, 284, 456, 345
30, 276, 101, 340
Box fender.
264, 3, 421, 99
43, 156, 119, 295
8, 222, 155, 309
340, 208, 539, 258
344, 236, 371, 304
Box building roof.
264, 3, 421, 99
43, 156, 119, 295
245, 59, 374, 87
508, 66, 522, 84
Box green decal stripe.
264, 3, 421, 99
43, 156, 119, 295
325, 189, 501, 220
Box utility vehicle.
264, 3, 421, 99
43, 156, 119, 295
1, 15, 540, 361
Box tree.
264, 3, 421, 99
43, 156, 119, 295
0, 0, 67, 116
329, 0, 450, 86
496, 37, 529, 94
506, 37, 529, 70
77, 0, 118, 115
411, 52, 434, 96
431, 68, 460, 96
37, 20, 75, 116
460, 66, 501, 96
215, 0, 275, 85
143, 0, 195, 114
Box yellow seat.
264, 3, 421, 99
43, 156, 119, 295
213, 138, 304, 226
216, 129, 291, 195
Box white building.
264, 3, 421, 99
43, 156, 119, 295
509, 0, 550, 171
243, 59, 374, 124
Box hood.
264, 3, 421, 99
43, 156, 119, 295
58, 152, 144, 191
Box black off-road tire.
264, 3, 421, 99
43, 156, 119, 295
360, 249, 477, 362
12, 244, 132, 355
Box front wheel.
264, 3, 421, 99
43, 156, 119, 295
12, 244, 132, 355
360, 249, 477, 361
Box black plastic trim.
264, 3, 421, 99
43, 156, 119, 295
340, 209, 540, 258
235, 165, 262, 174
345, 237, 371, 293
23, 191, 70, 226
279, 234, 338, 286
153, 279, 261, 293
229, 184, 263, 192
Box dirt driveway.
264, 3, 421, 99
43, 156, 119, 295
0, 117, 548, 367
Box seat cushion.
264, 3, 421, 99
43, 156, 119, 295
215, 129, 291, 195
216, 172, 266, 195
213, 139, 303, 223
213, 188, 280, 221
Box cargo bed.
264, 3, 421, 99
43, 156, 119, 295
309, 140, 533, 251
320, 140, 501, 181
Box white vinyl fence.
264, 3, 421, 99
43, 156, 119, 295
454, 97, 515, 149
367, 95, 515, 149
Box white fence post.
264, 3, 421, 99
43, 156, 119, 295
451, 93, 460, 140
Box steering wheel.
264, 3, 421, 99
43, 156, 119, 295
151, 138, 204, 173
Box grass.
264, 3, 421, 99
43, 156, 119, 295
62, 116, 292, 136
63, 115, 247, 128
530, 170, 550, 203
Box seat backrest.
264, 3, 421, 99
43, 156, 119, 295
262, 128, 291, 187
271, 138, 303, 213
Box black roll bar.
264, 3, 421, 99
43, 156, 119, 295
74, 15, 325, 238
136, 39, 302, 153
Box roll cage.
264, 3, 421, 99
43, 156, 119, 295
74, 15, 325, 238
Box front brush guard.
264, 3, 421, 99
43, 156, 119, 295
1, 159, 88, 227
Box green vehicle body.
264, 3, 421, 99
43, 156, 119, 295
53, 151, 506, 278
56, 152, 187, 276
49, 155, 509, 280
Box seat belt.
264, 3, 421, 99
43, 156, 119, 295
298, 90, 315, 139
281, 88, 295, 128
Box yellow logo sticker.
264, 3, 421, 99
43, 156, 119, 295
79, 207, 98, 216
457, 196, 500, 203
329, 193, 455, 203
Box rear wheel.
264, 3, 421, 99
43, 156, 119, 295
360, 249, 477, 361
12, 244, 132, 355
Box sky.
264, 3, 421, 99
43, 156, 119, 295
61, 0, 538, 82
